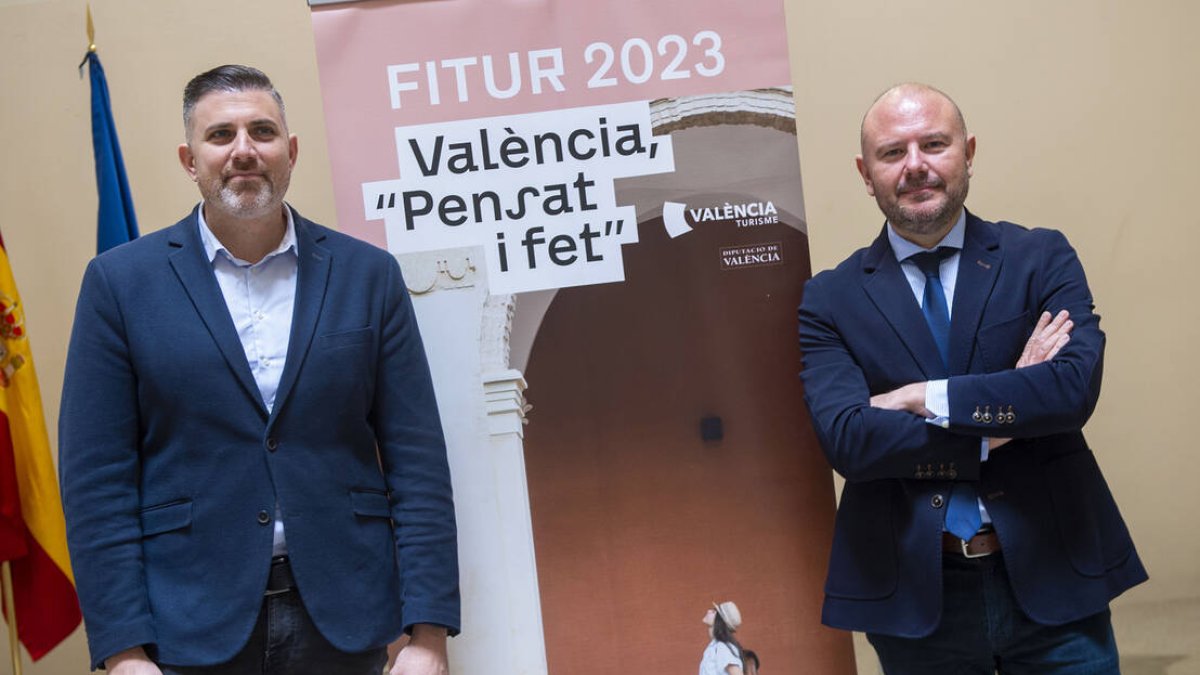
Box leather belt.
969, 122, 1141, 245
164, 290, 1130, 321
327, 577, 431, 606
265, 556, 296, 596
942, 529, 1001, 558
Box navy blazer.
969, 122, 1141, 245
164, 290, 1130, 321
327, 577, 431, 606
59, 207, 459, 669
798, 212, 1145, 637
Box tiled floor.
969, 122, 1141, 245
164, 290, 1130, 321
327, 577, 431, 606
1115, 598, 1200, 675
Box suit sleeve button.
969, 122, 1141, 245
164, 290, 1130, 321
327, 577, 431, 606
266, 437, 279, 452
257, 510, 271, 524
931, 494, 945, 508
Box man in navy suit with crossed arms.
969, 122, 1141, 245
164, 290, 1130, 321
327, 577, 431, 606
60, 65, 458, 675
798, 83, 1145, 672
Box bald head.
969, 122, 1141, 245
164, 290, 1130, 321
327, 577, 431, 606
854, 82, 976, 246
860, 83, 967, 153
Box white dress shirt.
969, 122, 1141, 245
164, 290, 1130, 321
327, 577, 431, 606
198, 204, 298, 555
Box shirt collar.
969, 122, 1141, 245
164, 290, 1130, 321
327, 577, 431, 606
887, 209, 967, 262
197, 202, 297, 266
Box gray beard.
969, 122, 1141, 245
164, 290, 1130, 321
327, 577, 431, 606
888, 202, 957, 236
882, 182, 969, 239
217, 181, 276, 218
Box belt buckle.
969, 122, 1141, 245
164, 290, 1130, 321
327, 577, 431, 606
960, 535, 989, 559
264, 556, 294, 596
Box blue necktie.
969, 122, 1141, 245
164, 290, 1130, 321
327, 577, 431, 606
910, 249, 982, 541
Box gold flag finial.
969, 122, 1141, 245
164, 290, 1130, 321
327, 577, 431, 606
86, 3, 96, 52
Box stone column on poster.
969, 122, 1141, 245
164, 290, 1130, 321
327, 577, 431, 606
398, 249, 548, 674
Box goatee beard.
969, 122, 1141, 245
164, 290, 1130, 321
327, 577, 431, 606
890, 202, 956, 236
884, 181, 969, 238
218, 181, 276, 218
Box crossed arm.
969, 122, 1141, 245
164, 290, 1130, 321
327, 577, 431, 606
870, 309, 1074, 436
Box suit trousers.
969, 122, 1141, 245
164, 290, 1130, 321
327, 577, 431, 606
159, 587, 388, 675
867, 551, 1119, 674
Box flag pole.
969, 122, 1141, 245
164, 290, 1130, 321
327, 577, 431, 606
2, 561, 23, 675
86, 3, 96, 53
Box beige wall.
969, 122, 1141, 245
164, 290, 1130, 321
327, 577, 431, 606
1, 0, 1195, 672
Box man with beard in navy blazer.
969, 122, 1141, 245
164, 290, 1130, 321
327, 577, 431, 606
798, 83, 1146, 672
59, 65, 458, 675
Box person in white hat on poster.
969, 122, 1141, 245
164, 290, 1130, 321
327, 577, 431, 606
699, 601, 745, 675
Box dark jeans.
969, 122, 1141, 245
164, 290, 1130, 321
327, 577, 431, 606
868, 552, 1119, 674
160, 589, 388, 675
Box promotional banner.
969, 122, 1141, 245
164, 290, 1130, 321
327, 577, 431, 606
312, 1, 852, 672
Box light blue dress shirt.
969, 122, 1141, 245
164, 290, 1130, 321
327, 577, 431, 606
886, 210, 991, 524
198, 204, 298, 555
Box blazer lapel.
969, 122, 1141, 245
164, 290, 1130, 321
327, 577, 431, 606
166, 211, 267, 415
861, 228, 947, 380
948, 212, 1002, 375
269, 212, 331, 425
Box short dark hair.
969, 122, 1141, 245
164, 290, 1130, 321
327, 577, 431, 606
182, 64, 286, 139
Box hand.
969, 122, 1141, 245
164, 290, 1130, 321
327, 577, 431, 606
869, 381, 932, 418
991, 310, 1074, 448
1015, 310, 1072, 368
389, 624, 449, 675
105, 647, 162, 675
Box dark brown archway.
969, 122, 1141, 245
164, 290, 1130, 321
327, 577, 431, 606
523, 212, 855, 674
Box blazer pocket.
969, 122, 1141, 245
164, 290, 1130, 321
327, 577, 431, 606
1046, 450, 1136, 577
824, 484, 898, 600
350, 489, 392, 518
319, 327, 373, 350
977, 311, 1029, 372
140, 499, 193, 537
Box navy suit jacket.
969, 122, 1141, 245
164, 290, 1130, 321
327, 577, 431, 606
59, 207, 459, 669
798, 211, 1145, 637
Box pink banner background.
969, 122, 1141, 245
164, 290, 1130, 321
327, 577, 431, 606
312, 0, 792, 246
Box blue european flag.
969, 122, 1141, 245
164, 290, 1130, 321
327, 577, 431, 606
83, 51, 139, 254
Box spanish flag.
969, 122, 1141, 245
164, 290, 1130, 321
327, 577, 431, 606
0, 230, 81, 660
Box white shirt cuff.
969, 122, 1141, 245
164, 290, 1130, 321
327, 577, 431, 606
923, 379, 990, 461
926, 379, 949, 418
